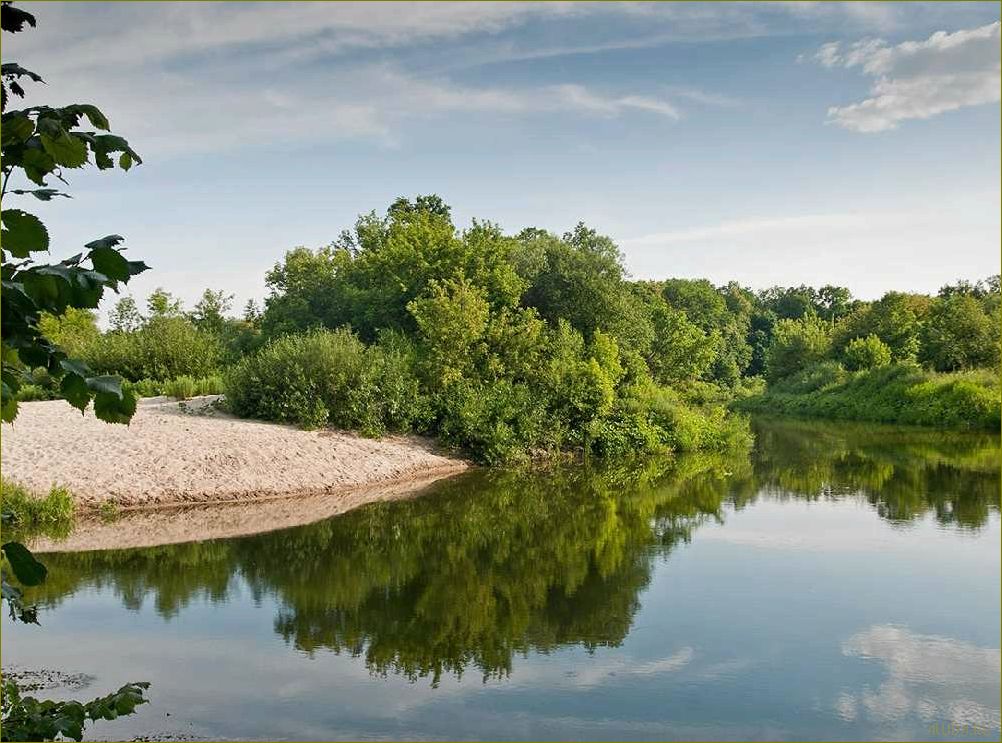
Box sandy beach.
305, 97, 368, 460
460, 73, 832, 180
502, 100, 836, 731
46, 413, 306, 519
1, 396, 468, 511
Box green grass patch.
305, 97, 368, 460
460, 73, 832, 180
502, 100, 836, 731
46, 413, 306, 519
1, 478, 76, 539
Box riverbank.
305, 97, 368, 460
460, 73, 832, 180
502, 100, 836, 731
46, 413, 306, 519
734, 363, 1000, 430
1, 396, 469, 511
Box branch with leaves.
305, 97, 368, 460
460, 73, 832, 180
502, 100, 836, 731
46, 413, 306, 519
1, 1, 147, 425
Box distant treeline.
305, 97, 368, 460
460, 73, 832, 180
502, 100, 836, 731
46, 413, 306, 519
28, 195, 1001, 459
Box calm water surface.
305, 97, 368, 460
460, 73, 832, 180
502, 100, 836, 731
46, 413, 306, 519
4, 417, 1000, 741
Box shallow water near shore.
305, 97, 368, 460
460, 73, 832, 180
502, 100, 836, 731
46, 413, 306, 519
4, 417, 1000, 742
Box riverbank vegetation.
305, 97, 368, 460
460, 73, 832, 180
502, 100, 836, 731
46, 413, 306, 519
0, 479, 75, 540
22, 197, 1000, 456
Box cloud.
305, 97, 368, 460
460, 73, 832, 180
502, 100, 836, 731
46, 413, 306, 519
838, 625, 1001, 730
814, 22, 1001, 132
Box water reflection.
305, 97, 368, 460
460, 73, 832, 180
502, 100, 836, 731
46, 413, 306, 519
24, 420, 998, 680
839, 625, 1001, 730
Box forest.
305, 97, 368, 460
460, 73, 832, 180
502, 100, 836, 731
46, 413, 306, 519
24, 195, 1001, 464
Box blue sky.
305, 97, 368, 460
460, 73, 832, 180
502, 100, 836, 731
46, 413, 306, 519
7, 2, 1001, 313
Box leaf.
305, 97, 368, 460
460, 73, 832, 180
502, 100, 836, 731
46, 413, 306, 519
1, 5, 37, 33
119, 151, 132, 170
1, 114, 34, 145
21, 148, 55, 185
1, 209, 49, 258
1, 62, 43, 84
59, 357, 91, 378
60, 374, 90, 412
65, 103, 109, 131
83, 235, 124, 251
11, 188, 71, 201
89, 245, 130, 282
40, 132, 88, 168
86, 375, 124, 398
93, 386, 136, 425
1, 542, 48, 586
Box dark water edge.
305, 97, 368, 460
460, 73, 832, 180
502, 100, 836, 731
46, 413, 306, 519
3, 416, 1000, 742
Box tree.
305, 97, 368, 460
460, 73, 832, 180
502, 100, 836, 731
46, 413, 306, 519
835, 292, 921, 362
646, 300, 717, 384
190, 288, 233, 334
919, 294, 1000, 371
765, 314, 832, 382
243, 298, 262, 324
521, 224, 652, 355
843, 334, 891, 371
145, 287, 183, 319
36, 308, 99, 358
107, 296, 143, 333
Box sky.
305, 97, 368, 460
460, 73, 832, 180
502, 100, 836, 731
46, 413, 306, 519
6, 1, 1001, 314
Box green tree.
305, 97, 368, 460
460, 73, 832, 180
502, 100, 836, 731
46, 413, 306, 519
765, 314, 832, 382
835, 292, 921, 362
843, 334, 891, 371
107, 296, 143, 333
36, 308, 98, 358
145, 287, 183, 319
190, 288, 234, 334
919, 294, 1000, 371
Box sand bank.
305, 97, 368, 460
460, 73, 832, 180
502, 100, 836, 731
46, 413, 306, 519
2, 396, 468, 515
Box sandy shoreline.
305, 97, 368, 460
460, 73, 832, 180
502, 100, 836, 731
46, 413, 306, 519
2, 396, 469, 516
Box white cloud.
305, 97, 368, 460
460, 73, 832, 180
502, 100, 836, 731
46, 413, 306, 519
815, 22, 1001, 132
838, 625, 1001, 730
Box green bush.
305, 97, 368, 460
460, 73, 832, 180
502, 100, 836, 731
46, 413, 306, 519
13, 383, 54, 402
1, 478, 75, 540
736, 363, 1000, 429
85, 317, 223, 381
843, 334, 892, 371
224, 328, 430, 435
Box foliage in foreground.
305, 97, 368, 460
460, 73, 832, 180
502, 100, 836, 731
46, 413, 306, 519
735, 363, 1000, 429
1, 5, 149, 740
1, 679, 149, 742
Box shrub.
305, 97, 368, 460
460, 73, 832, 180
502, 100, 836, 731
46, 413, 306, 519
85, 317, 223, 381
736, 363, 1000, 430
843, 334, 892, 371
224, 328, 430, 435
13, 384, 53, 402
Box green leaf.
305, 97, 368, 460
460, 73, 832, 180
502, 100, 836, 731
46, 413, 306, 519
89, 245, 130, 282
119, 151, 132, 170
40, 132, 88, 168
1, 395, 18, 423
11, 188, 71, 201
66, 103, 109, 131
60, 373, 90, 411
21, 148, 55, 185
59, 357, 91, 378
83, 235, 124, 251
93, 386, 136, 424
86, 375, 124, 398
2, 542, 48, 586
2, 209, 49, 258
1, 114, 34, 145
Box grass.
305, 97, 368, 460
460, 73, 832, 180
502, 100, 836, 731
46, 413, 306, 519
735, 363, 1000, 430
124, 375, 224, 400
1, 478, 76, 539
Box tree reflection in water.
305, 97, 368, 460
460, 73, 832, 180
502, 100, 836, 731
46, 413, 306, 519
32, 418, 1000, 684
